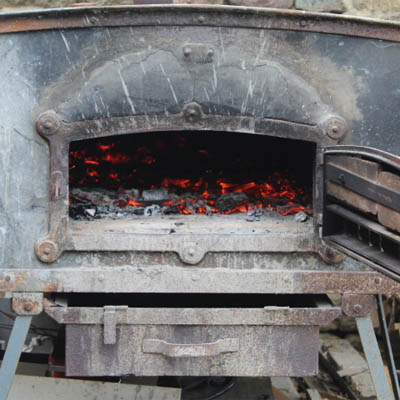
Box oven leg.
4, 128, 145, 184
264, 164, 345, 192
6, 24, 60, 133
0, 315, 32, 400
356, 315, 395, 400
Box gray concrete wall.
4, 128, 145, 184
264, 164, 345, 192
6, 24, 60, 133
0, 0, 399, 21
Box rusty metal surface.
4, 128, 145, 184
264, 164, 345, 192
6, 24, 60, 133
1, 5, 400, 43
342, 294, 376, 317
66, 323, 320, 376
46, 305, 341, 325
11, 292, 43, 315
0, 268, 399, 294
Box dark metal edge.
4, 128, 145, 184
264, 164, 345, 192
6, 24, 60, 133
0, 5, 400, 43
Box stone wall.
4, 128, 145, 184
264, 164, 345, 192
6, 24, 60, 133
0, 0, 400, 20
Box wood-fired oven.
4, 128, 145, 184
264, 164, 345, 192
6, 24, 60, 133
0, 5, 400, 393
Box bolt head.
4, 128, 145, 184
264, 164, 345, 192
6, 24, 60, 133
23, 303, 33, 312
183, 47, 192, 57
198, 15, 205, 23
331, 125, 339, 133
35, 240, 58, 263
320, 115, 348, 141
353, 304, 362, 313
183, 102, 203, 124
36, 111, 61, 136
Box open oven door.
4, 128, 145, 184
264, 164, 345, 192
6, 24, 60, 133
322, 146, 400, 282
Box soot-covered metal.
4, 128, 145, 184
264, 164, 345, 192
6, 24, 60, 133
1, 4, 400, 383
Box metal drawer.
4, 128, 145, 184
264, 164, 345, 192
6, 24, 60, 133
47, 304, 340, 377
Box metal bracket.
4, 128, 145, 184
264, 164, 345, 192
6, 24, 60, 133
12, 293, 43, 316
182, 44, 215, 64
357, 316, 395, 400
103, 306, 127, 345
342, 294, 376, 317
0, 315, 32, 400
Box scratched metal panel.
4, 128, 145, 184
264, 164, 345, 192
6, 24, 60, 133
66, 324, 320, 376
0, 7, 400, 280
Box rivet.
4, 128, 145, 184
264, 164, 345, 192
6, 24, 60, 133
198, 15, 205, 23
90, 16, 97, 24
353, 304, 362, 313
374, 277, 382, 284
300, 20, 307, 27
331, 125, 339, 133
183, 47, 192, 57
98, 274, 105, 282
188, 248, 195, 257
23, 303, 33, 312
43, 120, 53, 129
5, 276, 10, 282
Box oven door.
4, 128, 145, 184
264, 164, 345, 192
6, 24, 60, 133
322, 145, 400, 281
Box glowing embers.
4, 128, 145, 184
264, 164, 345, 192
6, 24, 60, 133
69, 131, 314, 220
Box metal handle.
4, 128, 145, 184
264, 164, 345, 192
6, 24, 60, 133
142, 338, 239, 358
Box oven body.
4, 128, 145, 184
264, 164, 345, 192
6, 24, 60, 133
1, 6, 400, 377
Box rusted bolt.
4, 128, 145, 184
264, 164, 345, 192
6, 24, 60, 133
353, 304, 362, 313
320, 115, 349, 141
35, 240, 59, 263
36, 111, 61, 136
180, 243, 204, 265
183, 102, 203, 124
198, 15, 205, 24
23, 303, 33, 312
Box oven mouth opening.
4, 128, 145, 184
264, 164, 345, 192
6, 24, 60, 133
69, 130, 315, 226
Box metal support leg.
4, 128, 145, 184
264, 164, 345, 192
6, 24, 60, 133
377, 295, 400, 400
0, 315, 32, 400
356, 316, 395, 400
